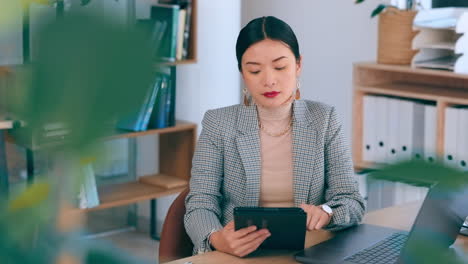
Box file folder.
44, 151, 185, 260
387, 98, 400, 164
444, 107, 459, 168
424, 104, 437, 163
456, 108, 468, 171
375, 96, 389, 163
412, 102, 426, 161
398, 100, 414, 161
362, 95, 378, 163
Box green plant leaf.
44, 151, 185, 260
81, 0, 92, 6
371, 4, 387, 18
369, 160, 468, 190
355, 0, 365, 4
8, 182, 50, 211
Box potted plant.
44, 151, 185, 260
356, 0, 421, 65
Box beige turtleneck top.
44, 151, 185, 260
257, 102, 294, 207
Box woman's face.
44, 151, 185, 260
241, 38, 301, 109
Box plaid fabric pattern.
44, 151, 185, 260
184, 100, 366, 254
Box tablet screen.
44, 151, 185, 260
234, 207, 307, 250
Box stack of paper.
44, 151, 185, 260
412, 8, 468, 73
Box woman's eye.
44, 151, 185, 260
275, 66, 286, 71
250, 70, 260, 74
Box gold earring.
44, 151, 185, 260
295, 79, 301, 100
243, 88, 250, 106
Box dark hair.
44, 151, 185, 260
235, 16, 300, 71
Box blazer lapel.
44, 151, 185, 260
236, 104, 261, 207
292, 100, 318, 206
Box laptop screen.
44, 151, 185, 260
398, 185, 468, 263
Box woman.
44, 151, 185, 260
184, 16, 365, 257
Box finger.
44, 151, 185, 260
306, 212, 312, 231
308, 209, 321, 231
235, 232, 271, 257
235, 229, 270, 246
231, 225, 257, 239
314, 213, 329, 230
225, 221, 235, 230
301, 206, 312, 230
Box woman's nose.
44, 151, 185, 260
263, 70, 276, 88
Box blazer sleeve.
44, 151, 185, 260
184, 110, 225, 254
323, 107, 366, 231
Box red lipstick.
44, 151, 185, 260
263, 91, 280, 98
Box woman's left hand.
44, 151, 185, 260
299, 204, 332, 231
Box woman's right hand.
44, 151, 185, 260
209, 221, 271, 257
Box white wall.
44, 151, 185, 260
241, 0, 380, 140
176, 1, 242, 127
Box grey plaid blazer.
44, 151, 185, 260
184, 100, 365, 254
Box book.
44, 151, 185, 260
176, 9, 186, 61
116, 89, 151, 132
147, 67, 175, 129
78, 158, 100, 209
159, 0, 193, 59
148, 73, 170, 129
116, 75, 162, 132
138, 75, 162, 131
151, 4, 180, 62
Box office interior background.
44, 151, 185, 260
1, 0, 467, 263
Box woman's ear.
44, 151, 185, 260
296, 55, 302, 77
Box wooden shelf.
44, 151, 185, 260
352, 62, 468, 168
84, 174, 188, 212
353, 160, 400, 172
156, 59, 198, 67
109, 120, 197, 140
355, 62, 468, 80
357, 82, 468, 105
6, 120, 196, 150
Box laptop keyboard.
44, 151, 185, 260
344, 232, 408, 264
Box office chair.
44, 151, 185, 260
158, 188, 193, 263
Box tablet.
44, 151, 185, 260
234, 207, 307, 250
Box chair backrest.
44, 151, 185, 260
158, 188, 193, 263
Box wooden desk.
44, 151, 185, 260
165, 201, 468, 264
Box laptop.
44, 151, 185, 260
295, 184, 468, 264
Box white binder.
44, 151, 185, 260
354, 172, 368, 202
424, 104, 437, 163
444, 107, 459, 168
387, 98, 400, 164
398, 100, 414, 161
412, 102, 426, 161
362, 95, 378, 163
375, 96, 389, 163
456, 108, 468, 171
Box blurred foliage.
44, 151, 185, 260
401, 236, 467, 264
0, 181, 60, 264
8, 181, 50, 211
1, 5, 155, 264
354, 0, 411, 18
8, 12, 154, 150
370, 160, 468, 190
369, 160, 468, 263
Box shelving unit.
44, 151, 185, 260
0, 0, 199, 240
352, 62, 468, 170
85, 121, 196, 212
